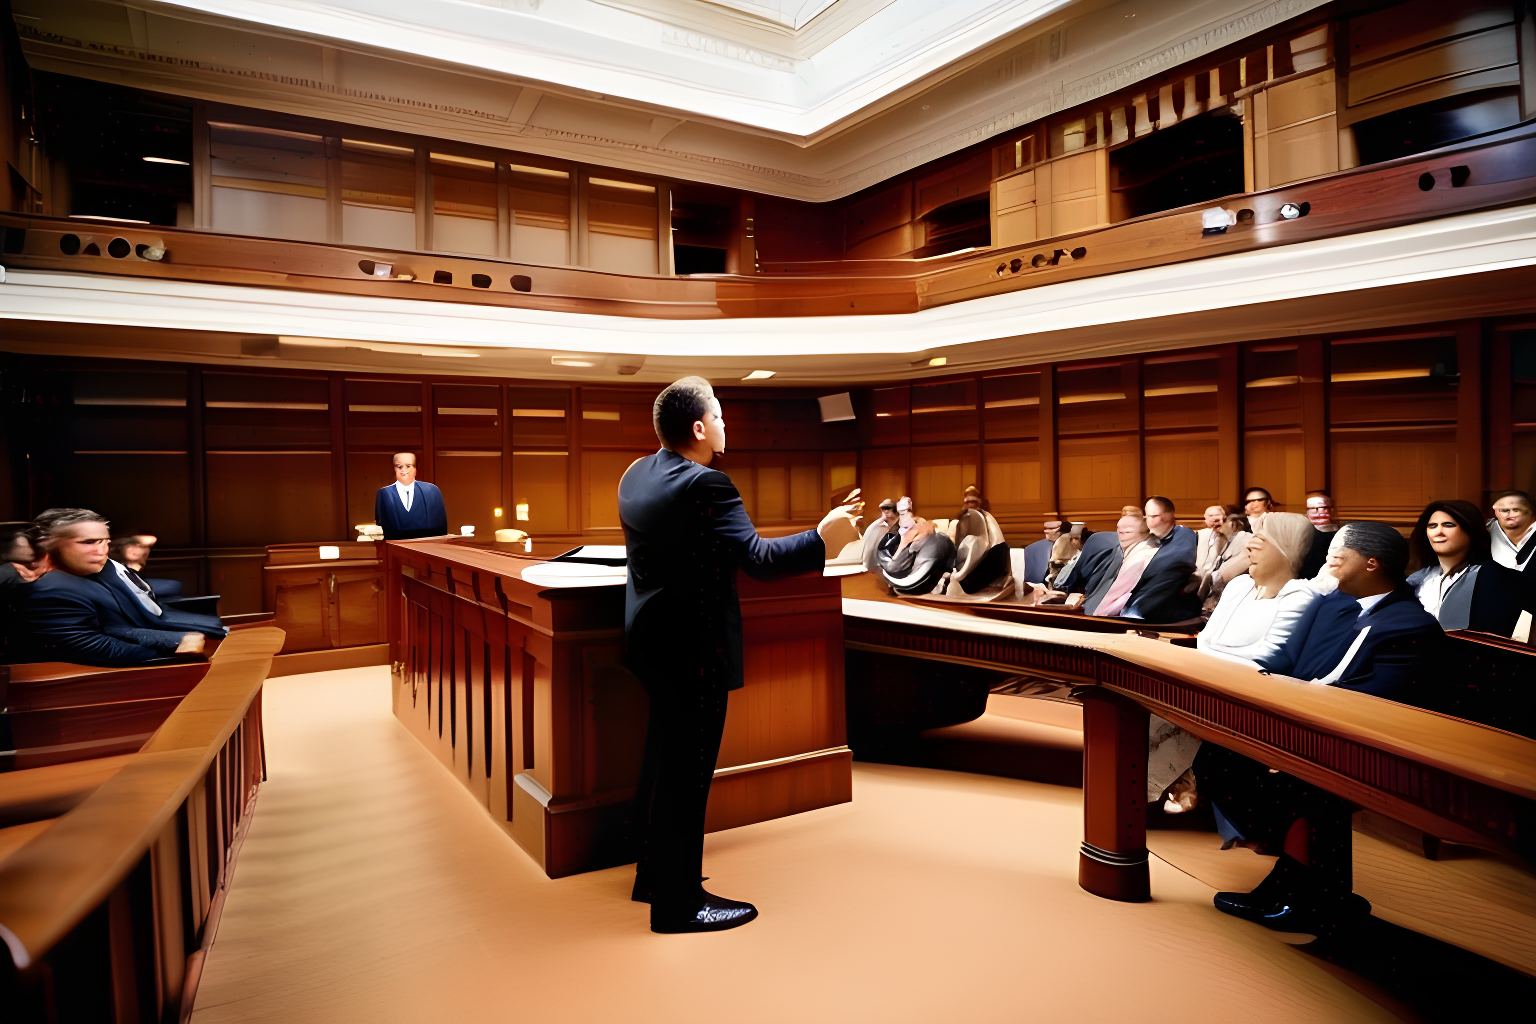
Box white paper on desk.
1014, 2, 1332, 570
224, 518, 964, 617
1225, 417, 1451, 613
520, 561, 627, 588
559, 545, 627, 560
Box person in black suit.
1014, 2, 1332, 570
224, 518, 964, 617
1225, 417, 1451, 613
1083, 498, 1199, 622
373, 453, 449, 540
1405, 499, 1536, 639
1021, 516, 1061, 586
17, 509, 206, 666
100, 550, 228, 640
619, 376, 858, 934
1199, 522, 1442, 935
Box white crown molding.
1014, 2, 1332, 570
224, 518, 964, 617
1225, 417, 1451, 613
16, 0, 1326, 198
3, 204, 1532, 382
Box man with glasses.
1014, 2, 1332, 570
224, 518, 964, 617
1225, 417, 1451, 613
17, 509, 205, 665
1242, 487, 1275, 527
1300, 490, 1343, 577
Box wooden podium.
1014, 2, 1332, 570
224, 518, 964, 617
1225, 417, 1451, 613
385, 538, 851, 877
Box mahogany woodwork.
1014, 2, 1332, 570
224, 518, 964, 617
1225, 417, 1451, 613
1, 125, 1531, 321
841, 598, 1536, 903
262, 542, 387, 655
0, 628, 282, 1024
386, 538, 850, 878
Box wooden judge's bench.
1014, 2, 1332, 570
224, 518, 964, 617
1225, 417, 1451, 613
385, 537, 851, 877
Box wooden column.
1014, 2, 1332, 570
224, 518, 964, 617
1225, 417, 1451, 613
1216, 344, 1242, 504
1456, 320, 1486, 506
329, 374, 348, 541
1076, 687, 1150, 902
187, 367, 208, 594
1039, 365, 1058, 516
419, 381, 435, 483
1299, 338, 1329, 495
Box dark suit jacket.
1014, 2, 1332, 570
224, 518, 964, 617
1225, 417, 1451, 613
101, 560, 227, 638
1122, 525, 1198, 622
1300, 527, 1336, 579
1267, 586, 1443, 701
618, 448, 825, 692
1022, 539, 1052, 585
16, 570, 189, 666
374, 481, 448, 540
1068, 531, 1122, 601
1407, 560, 1536, 637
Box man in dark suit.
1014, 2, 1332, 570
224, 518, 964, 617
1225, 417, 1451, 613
1021, 516, 1061, 585
100, 551, 227, 640
619, 376, 857, 934
17, 509, 205, 666
374, 452, 448, 540
1262, 521, 1442, 699
1084, 498, 1199, 622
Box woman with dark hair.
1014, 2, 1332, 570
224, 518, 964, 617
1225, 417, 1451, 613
1406, 499, 1534, 639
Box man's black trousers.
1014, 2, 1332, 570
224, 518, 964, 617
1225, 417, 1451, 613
629, 675, 730, 905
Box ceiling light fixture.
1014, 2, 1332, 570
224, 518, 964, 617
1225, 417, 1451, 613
741, 370, 775, 380
142, 156, 190, 166
928, 357, 947, 367
551, 355, 598, 367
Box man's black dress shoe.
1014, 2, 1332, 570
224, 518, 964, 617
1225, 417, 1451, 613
1213, 854, 1305, 923
650, 891, 758, 933
1257, 892, 1371, 936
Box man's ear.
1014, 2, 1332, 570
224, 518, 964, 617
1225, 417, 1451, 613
692, 419, 707, 442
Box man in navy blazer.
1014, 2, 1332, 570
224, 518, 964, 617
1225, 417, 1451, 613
374, 453, 448, 540
619, 376, 857, 934
100, 554, 227, 640
1082, 498, 1199, 622
17, 509, 205, 666
1261, 521, 1442, 700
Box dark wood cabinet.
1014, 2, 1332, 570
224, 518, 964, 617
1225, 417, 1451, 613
263, 542, 387, 654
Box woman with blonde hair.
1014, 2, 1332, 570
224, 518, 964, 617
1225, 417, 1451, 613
1151, 513, 1321, 813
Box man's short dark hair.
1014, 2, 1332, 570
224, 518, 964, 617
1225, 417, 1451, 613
1339, 521, 1409, 582
32, 508, 109, 550
1243, 487, 1273, 502
1145, 495, 1175, 515
652, 376, 715, 450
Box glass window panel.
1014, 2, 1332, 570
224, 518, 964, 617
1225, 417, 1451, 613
589, 177, 657, 274
342, 139, 415, 250
209, 123, 327, 241
510, 164, 571, 266
431, 152, 497, 256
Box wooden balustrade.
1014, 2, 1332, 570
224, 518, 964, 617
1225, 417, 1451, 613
0, 628, 283, 1023
840, 598, 1536, 906
1, 124, 1530, 321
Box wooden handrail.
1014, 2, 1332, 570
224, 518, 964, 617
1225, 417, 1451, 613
0, 627, 283, 973
843, 597, 1536, 801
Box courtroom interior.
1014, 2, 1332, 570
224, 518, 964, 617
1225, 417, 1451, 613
0, 0, 1534, 1018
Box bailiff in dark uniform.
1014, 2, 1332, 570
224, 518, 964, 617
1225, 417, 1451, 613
618, 375, 856, 933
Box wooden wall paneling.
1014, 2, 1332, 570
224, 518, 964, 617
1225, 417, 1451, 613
1299, 339, 1329, 495
1243, 343, 1304, 510
1217, 345, 1242, 505
824, 451, 857, 507
910, 377, 979, 444
859, 446, 909, 509
911, 443, 980, 520
207, 552, 265, 615
1487, 325, 1524, 493
188, 368, 207, 570
582, 450, 646, 532
205, 454, 336, 546
435, 453, 503, 538
982, 440, 1042, 540
1040, 366, 1057, 517
568, 387, 583, 534
1456, 320, 1487, 505
419, 381, 434, 482
501, 382, 513, 533
329, 375, 347, 538
1142, 351, 1221, 521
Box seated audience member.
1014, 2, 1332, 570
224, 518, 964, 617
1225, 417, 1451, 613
1407, 499, 1535, 639
895, 496, 922, 539
1488, 489, 1535, 571
1082, 514, 1149, 614
1198, 513, 1321, 671
1197, 507, 1252, 617
1300, 491, 1342, 578
103, 542, 227, 640
1152, 514, 1322, 814
111, 533, 182, 600
860, 498, 900, 572
1265, 521, 1442, 701
1189, 505, 1227, 589
1242, 487, 1275, 530
1088, 497, 1197, 621
948, 503, 1012, 594
1059, 511, 1136, 604
876, 516, 955, 595
17, 509, 207, 666
0, 522, 46, 593
1022, 516, 1062, 586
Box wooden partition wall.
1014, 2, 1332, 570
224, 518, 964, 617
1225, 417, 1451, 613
2, 319, 1529, 612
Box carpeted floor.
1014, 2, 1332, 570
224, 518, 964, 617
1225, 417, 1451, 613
191, 666, 1406, 1023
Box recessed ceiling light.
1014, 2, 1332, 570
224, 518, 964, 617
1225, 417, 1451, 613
143, 156, 189, 166
928, 357, 947, 367
742, 370, 775, 380
551, 355, 597, 367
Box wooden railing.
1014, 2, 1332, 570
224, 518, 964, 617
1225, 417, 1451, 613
841, 598, 1536, 905
1, 124, 1531, 320
0, 627, 283, 1023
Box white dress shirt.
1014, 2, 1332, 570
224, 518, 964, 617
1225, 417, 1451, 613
395, 480, 416, 511
110, 558, 162, 616
1197, 576, 1319, 667
1489, 520, 1535, 571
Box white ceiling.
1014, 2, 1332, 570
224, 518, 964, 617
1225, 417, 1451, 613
15, 0, 1325, 199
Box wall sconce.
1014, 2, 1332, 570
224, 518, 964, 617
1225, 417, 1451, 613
494, 507, 504, 518
516, 503, 530, 521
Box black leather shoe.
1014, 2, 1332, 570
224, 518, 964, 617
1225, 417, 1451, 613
650, 892, 758, 933
1213, 855, 1305, 923
1259, 892, 1371, 937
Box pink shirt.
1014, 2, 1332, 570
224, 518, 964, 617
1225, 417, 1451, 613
1097, 538, 1158, 617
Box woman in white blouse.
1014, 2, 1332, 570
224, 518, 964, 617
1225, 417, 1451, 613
1153, 512, 1320, 813
1197, 512, 1321, 670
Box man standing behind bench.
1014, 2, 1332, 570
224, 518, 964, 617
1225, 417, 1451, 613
619, 376, 859, 934
374, 452, 448, 540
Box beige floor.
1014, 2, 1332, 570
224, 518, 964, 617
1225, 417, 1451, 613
191, 667, 1405, 1024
